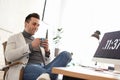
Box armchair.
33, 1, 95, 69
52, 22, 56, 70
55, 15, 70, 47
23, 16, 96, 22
0, 41, 23, 80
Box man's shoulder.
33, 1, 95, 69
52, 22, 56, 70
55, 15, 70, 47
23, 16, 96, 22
9, 32, 22, 39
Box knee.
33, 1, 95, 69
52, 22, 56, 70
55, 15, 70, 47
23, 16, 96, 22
60, 51, 72, 60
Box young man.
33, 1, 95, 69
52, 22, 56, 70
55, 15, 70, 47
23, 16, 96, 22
5, 13, 72, 80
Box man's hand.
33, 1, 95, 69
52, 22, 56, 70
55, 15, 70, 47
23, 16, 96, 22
40, 39, 49, 52
31, 38, 49, 52
31, 38, 40, 48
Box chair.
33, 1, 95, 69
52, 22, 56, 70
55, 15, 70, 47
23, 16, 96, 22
1, 41, 23, 80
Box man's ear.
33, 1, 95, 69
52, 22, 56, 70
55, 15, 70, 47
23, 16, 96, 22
25, 22, 27, 27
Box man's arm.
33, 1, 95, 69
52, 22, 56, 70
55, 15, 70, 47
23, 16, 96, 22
5, 34, 31, 62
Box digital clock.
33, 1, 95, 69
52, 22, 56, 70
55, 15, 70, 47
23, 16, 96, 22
102, 39, 120, 50
93, 31, 120, 73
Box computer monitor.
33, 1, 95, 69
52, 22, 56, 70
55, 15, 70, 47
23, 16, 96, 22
92, 30, 120, 73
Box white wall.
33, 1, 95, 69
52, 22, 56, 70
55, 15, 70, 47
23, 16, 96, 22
0, 0, 45, 42
59, 0, 120, 65
43, 0, 61, 27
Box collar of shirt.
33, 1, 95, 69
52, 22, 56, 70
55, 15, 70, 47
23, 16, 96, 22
22, 30, 34, 40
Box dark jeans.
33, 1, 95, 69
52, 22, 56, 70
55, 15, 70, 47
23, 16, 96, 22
23, 51, 72, 80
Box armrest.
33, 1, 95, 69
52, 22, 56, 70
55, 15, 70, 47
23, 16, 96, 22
0, 62, 23, 71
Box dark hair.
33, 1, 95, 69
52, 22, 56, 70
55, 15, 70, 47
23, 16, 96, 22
25, 13, 40, 23
95, 30, 101, 35
91, 30, 101, 40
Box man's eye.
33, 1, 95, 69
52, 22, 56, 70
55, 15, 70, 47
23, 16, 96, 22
33, 23, 39, 26
33, 23, 37, 26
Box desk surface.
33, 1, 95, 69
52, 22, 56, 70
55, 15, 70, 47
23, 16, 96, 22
52, 66, 120, 80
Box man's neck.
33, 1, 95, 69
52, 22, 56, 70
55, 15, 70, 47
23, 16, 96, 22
22, 30, 34, 40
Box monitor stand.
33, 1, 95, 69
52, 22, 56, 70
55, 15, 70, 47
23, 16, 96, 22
113, 65, 120, 74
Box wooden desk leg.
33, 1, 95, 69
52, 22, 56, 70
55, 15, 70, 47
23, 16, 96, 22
62, 75, 86, 80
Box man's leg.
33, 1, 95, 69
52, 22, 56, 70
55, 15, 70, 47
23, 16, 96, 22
44, 51, 72, 80
23, 63, 47, 80
23, 51, 72, 80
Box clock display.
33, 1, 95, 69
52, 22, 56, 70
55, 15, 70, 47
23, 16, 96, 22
93, 31, 120, 66
94, 31, 120, 59
102, 39, 120, 50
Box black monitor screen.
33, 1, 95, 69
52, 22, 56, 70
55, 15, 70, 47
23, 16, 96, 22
94, 31, 120, 59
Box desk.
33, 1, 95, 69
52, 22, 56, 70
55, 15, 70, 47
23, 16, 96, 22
52, 66, 120, 80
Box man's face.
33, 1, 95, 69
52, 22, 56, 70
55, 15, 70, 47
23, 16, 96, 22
25, 17, 40, 35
